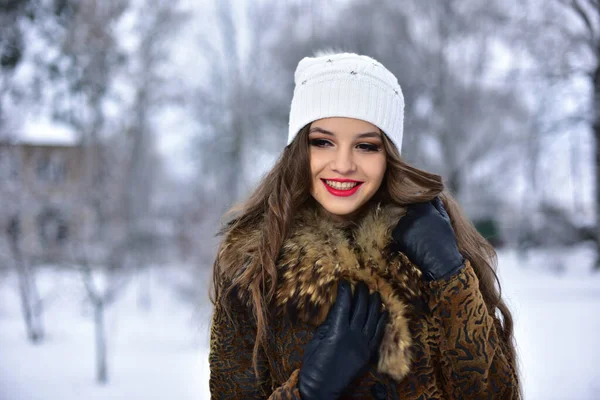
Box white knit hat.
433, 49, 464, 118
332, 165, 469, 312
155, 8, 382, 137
288, 52, 404, 152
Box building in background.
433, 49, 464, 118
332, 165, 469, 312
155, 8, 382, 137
0, 124, 93, 265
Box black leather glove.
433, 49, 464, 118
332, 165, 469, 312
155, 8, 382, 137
391, 197, 464, 281
298, 280, 388, 400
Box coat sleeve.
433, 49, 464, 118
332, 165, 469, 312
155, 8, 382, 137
425, 261, 520, 399
209, 295, 302, 400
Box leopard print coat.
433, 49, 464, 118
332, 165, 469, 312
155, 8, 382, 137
209, 204, 520, 399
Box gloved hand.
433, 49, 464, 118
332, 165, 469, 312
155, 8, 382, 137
391, 197, 464, 281
298, 280, 388, 400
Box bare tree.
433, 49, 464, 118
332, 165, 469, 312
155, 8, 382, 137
0, 0, 86, 343
193, 0, 289, 208
0, 0, 32, 134
1, 2, 37, 341
559, 0, 600, 267
78, 258, 130, 383
504, 0, 600, 261
123, 0, 188, 309
6, 212, 45, 343
40, 0, 131, 384
54, 0, 189, 381
2, 0, 40, 338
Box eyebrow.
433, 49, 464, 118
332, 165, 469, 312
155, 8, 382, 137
309, 127, 381, 139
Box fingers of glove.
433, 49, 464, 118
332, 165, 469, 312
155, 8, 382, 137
392, 214, 416, 248
406, 201, 431, 217
363, 291, 382, 339
395, 202, 429, 237
431, 196, 450, 222
350, 282, 369, 331
369, 311, 389, 352
328, 279, 352, 329
302, 335, 321, 361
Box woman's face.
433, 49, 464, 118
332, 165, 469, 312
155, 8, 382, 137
308, 117, 387, 219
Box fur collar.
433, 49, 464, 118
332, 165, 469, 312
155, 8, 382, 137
223, 203, 424, 382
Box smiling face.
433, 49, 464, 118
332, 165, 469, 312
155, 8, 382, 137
308, 117, 387, 219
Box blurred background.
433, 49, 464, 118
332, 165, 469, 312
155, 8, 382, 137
0, 0, 598, 399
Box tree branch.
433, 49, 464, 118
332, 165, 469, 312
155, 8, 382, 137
558, 0, 597, 39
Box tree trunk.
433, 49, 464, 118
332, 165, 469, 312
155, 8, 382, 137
16, 264, 39, 343
9, 224, 44, 343
594, 49, 600, 270
30, 275, 45, 341
94, 300, 108, 384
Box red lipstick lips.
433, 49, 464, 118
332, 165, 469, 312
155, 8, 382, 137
321, 178, 363, 197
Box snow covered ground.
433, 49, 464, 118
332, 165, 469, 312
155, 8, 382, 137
0, 268, 212, 400
1, 245, 599, 400
497, 245, 600, 399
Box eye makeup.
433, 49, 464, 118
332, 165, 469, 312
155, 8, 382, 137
309, 138, 333, 147
356, 142, 382, 152
309, 137, 382, 153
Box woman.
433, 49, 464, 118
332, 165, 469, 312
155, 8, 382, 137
209, 52, 520, 399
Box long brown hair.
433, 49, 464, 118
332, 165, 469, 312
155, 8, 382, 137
211, 124, 518, 379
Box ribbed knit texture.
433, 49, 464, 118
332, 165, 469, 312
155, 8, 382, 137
288, 52, 404, 153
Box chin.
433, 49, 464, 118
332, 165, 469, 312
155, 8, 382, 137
313, 196, 370, 219
322, 204, 360, 216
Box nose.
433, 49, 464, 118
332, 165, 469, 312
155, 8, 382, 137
330, 147, 356, 174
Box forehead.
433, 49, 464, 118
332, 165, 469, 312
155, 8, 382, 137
309, 117, 381, 136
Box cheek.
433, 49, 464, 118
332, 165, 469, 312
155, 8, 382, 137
367, 157, 387, 184
309, 151, 326, 178
378, 160, 387, 182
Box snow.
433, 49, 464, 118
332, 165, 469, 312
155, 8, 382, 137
1, 245, 599, 400
497, 245, 600, 399
0, 268, 211, 400
16, 119, 79, 147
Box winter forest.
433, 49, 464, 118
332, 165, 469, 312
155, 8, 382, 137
0, 0, 599, 399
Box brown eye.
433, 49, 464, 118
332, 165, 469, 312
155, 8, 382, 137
357, 143, 380, 152
309, 139, 332, 147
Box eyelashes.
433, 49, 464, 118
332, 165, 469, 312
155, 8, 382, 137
309, 138, 382, 153
357, 143, 381, 152
309, 139, 331, 148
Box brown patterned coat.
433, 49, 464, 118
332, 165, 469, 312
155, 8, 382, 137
209, 205, 520, 399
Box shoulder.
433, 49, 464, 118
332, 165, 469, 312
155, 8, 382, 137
217, 217, 262, 272
213, 217, 267, 308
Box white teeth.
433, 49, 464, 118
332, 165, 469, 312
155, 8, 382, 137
324, 180, 360, 190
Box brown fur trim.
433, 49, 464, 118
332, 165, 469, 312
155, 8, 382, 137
223, 204, 423, 382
